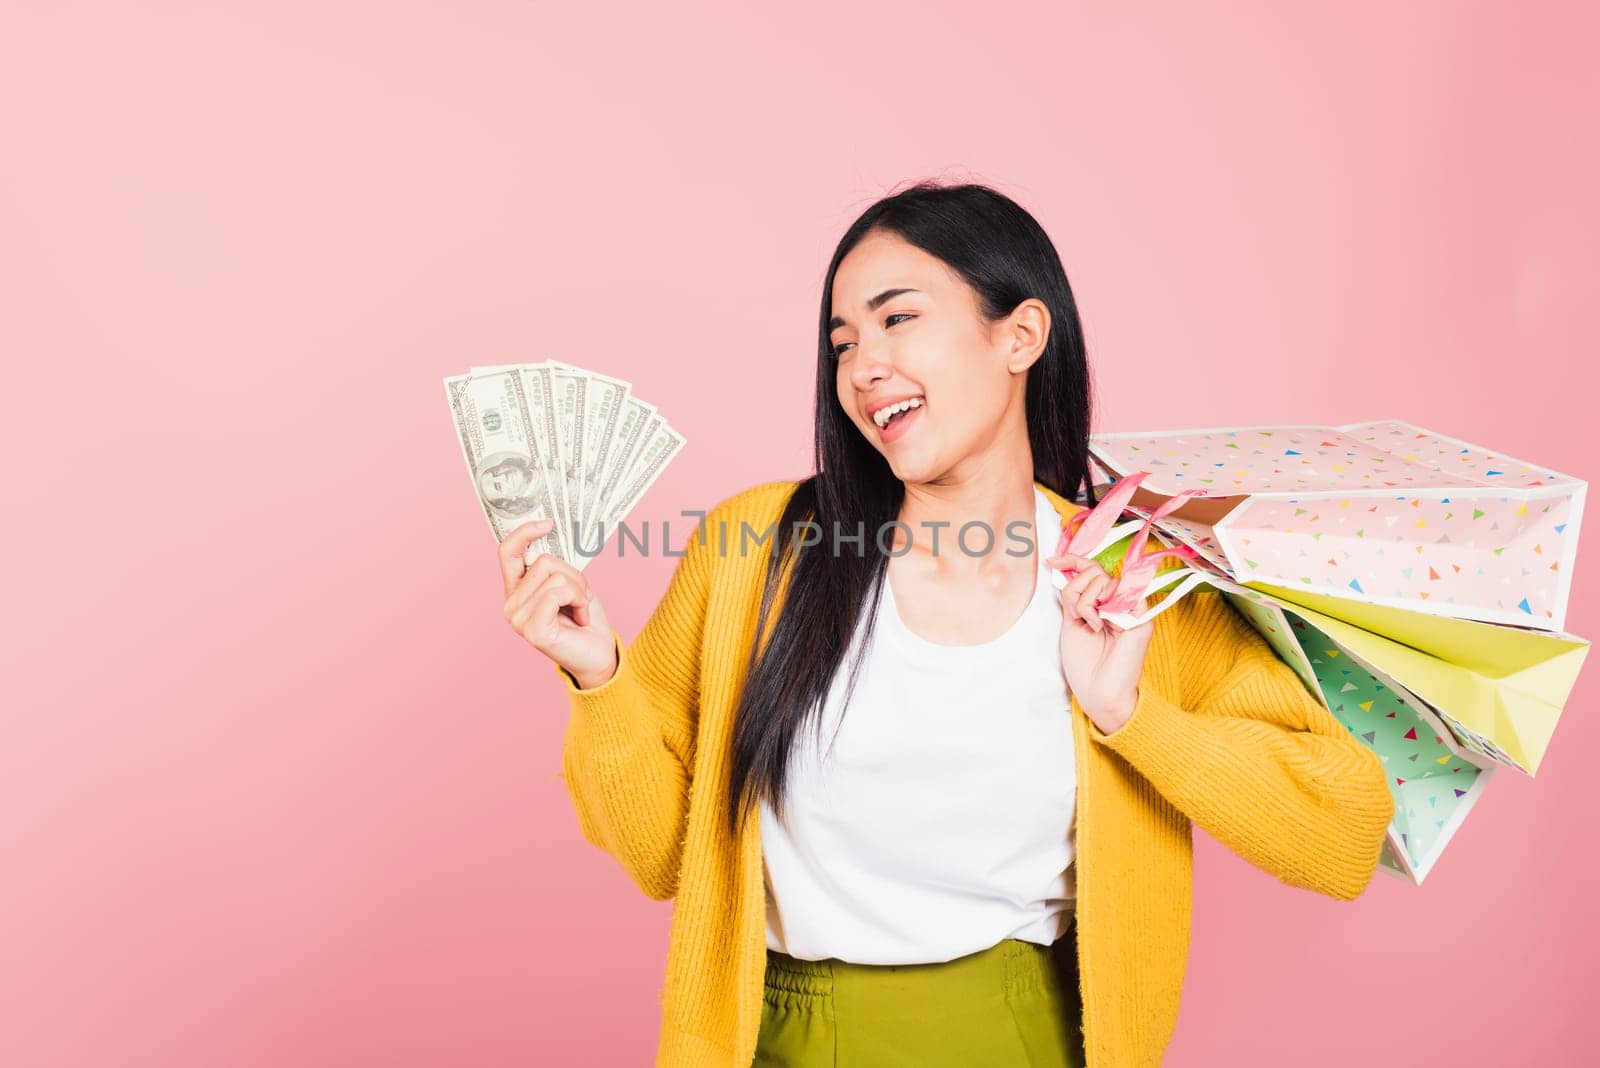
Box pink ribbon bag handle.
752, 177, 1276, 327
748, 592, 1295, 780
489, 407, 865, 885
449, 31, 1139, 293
1054, 471, 1205, 615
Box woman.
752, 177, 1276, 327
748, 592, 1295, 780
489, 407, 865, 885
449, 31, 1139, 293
497, 181, 1395, 1067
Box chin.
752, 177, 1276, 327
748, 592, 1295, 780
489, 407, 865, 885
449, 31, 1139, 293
882, 452, 941, 486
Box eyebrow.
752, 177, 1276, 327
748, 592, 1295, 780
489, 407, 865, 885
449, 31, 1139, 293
828, 288, 923, 332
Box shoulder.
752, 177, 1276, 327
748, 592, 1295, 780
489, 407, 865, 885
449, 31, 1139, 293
669, 480, 801, 597
674, 479, 806, 569
699, 478, 806, 527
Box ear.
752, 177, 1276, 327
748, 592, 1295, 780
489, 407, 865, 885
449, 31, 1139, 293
1000, 297, 1051, 374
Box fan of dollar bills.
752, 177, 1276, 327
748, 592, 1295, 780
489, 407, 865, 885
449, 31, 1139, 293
444, 361, 685, 570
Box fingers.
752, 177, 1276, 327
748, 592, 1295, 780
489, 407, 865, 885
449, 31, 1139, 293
1047, 551, 1095, 577
1075, 575, 1110, 632
504, 553, 589, 619
504, 570, 593, 641
1047, 553, 1103, 597
503, 553, 593, 632
1046, 552, 1113, 633
498, 516, 556, 593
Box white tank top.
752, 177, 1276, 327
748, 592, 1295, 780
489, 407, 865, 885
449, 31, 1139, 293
760, 487, 1077, 964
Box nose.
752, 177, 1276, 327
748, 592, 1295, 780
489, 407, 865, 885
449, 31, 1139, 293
847, 340, 892, 393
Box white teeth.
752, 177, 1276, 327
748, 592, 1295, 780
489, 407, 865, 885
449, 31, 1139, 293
872, 397, 924, 428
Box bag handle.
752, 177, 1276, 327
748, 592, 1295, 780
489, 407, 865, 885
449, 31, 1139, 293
1054, 471, 1204, 615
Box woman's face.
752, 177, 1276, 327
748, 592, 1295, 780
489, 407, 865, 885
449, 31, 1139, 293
828, 230, 1047, 485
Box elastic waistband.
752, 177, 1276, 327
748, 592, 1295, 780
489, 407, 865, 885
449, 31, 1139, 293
764, 925, 1074, 1003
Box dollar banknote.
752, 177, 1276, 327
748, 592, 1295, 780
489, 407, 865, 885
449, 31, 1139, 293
590, 395, 657, 538
469, 363, 575, 562
444, 369, 565, 563
592, 414, 686, 550
447, 361, 685, 571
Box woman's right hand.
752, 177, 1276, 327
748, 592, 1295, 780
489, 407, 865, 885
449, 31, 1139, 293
500, 517, 619, 689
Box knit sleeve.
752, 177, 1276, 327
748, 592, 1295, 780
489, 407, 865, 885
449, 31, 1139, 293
553, 512, 713, 902
1081, 589, 1394, 901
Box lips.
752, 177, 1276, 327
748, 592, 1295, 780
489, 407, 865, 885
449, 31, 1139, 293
874, 399, 923, 444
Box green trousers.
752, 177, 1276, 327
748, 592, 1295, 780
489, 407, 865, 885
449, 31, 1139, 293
753, 922, 1086, 1067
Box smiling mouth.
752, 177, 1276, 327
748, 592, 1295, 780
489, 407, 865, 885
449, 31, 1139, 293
871, 397, 924, 429
872, 398, 924, 442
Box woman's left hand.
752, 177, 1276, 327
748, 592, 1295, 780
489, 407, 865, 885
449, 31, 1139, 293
1045, 550, 1154, 735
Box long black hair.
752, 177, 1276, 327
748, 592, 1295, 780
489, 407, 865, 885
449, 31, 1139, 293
724, 179, 1100, 837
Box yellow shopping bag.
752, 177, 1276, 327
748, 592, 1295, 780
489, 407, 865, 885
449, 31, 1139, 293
1242, 582, 1589, 777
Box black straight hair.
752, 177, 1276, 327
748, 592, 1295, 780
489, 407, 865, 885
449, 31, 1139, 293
724, 179, 1100, 837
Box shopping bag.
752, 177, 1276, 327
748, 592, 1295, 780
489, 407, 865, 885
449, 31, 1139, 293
1054, 499, 1496, 883
1048, 490, 1585, 881
1230, 583, 1590, 776
1071, 506, 1589, 777
1086, 419, 1587, 632
1216, 583, 1496, 885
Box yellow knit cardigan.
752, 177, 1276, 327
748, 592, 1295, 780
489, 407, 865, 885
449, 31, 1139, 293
554, 478, 1393, 1067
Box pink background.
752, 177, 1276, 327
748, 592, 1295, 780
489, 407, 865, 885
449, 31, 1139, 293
4, 2, 1597, 1064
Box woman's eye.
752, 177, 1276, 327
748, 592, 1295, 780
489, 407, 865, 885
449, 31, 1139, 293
831, 314, 914, 359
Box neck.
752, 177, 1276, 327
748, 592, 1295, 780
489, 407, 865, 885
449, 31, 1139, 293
895, 447, 1041, 570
